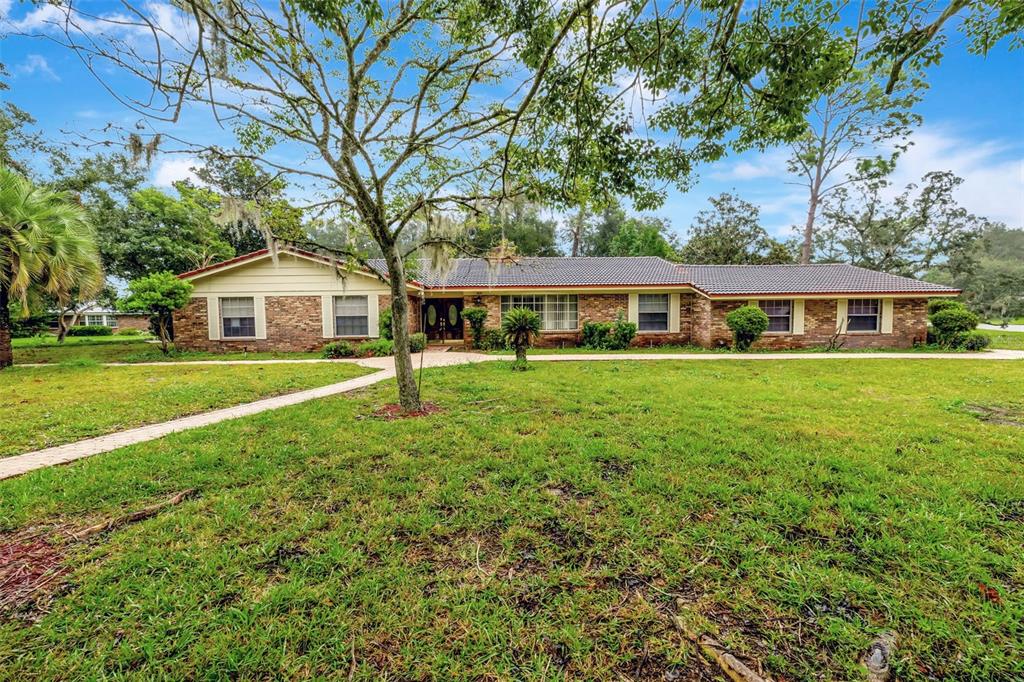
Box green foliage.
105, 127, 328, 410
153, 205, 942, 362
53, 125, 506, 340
569, 201, 679, 258
322, 340, 356, 358
929, 302, 980, 348
115, 328, 144, 336
462, 307, 489, 347
379, 307, 394, 340
466, 199, 561, 257
479, 328, 508, 351
119, 272, 194, 354
726, 305, 770, 351
408, 332, 427, 353
681, 193, 795, 264
927, 298, 960, 316
581, 314, 637, 350
66, 325, 114, 337
358, 339, 394, 357
963, 331, 991, 352
502, 307, 541, 370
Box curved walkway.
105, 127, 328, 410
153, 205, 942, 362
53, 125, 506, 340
3, 349, 1022, 481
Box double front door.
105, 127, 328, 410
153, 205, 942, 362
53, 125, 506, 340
423, 298, 463, 341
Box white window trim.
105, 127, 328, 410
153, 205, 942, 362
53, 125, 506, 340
500, 294, 579, 332
846, 298, 882, 334
636, 293, 671, 333
322, 294, 378, 338
753, 299, 794, 335
210, 296, 266, 341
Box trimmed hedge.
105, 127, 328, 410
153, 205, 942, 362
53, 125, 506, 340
725, 305, 769, 351
67, 325, 114, 337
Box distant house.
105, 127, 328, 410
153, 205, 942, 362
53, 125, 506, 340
55, 304, 150, 333
173, 247, 960, 352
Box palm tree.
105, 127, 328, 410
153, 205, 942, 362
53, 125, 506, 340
501, 307, 541, 371
1, 167, 103, 368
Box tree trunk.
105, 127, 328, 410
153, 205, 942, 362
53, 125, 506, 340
158, 314, 171, 354
382, 241, 422, 411
800, 190, 819, 264
57, 308, 78, 343
515, 344, 526, 366
0, 284, 12, 369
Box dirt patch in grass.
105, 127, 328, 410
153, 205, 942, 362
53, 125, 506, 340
962, 403, 1024, 426
370, 401, 444, 420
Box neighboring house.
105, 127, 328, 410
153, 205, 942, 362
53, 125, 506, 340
173, 247, 960, 351
54, 304, 150, 333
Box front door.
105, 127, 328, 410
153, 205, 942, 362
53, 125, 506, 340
423, 299, 464, 341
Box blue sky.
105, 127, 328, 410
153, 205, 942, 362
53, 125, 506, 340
1, 2, 1022, 243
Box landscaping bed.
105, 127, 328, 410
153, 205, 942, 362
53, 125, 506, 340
0, 360, 1021, 679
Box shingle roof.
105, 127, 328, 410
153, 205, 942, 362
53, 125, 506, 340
677, 263, 960, 296
369, 256, 694, 288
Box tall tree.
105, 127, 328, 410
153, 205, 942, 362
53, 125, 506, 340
815, 171, 986, 277
44, 0, 873, 410
680, 193, 795, 264
0, 64, 51, 177
0, 167, 103, 368
468, 199, 561, 257
788, 67, 922, 264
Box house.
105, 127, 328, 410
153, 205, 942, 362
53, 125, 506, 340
173, 247, 960, 351
54, 304, 150, 333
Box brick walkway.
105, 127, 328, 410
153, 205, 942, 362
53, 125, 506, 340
3, 348, 1021, 481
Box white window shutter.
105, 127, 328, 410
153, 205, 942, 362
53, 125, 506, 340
253, 296, 267, 339
367, 294, 380, 337
627, 294, 639, 325
881, 298, 894, 334
669, 293, 680, 333
793, 300, 805, 335
206, 297, 220, 340
836, 299, 848, 333
321, 295, 335, 338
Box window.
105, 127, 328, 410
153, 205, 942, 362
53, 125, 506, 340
847, 298, 880, 332
500, 295, 578, 331
758, 300, 792, 333
334, 295, 369, 336
638, 294, 669, 331
221, 297, 256, 338
84, 314, 115, 327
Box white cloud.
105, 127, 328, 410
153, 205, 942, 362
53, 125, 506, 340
152, 157, 200, 187
15, 54, 59, 81
884, 125, 1024, 227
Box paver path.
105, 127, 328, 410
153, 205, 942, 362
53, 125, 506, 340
3, 348, 1022, 480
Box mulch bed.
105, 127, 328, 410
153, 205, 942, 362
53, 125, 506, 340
371, 402, 444, 420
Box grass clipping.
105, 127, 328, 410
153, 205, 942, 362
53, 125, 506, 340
0, 490, 196, 618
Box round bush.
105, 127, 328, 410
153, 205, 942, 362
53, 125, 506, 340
962, 331, 991, 351
409, 332, 427, 353
927, 298, 961, 316
725, 305, 769, 351
930, 305, 979, 346
322, 340, 356, 358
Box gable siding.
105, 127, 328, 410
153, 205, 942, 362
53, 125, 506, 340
188, 254, 391, 295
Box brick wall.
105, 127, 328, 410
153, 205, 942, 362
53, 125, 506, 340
114, 315, 151, 331
696, 297, 928, 350
379, 294, 422, 334
173, 294, 422, 352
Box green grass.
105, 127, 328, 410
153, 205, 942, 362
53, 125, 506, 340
985, 317, 1024, 326
0, 362, 371, 457
1, 360, 1022, 679
12, 335, 322, 364
979, 328, 1024, 350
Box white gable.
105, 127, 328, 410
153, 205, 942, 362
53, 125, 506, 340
188, 253, 391, 296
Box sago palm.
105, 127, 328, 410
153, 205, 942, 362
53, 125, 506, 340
501, 307, 541, 371
1, 167, 103, 368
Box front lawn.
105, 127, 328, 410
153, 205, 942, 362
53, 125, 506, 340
12, 335, 322, 364
1, 360, 1022, 680
0, 362, 371, 457
979, 328, 1024, 350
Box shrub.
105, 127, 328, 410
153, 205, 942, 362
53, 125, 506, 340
67, 324, 114, 337
582, 313, 637, 350
463, 306, 488, 348
609, 313, 637, 350
927, 298, 960, 316
929, 303, 979, 347
502, 307, 541, 370
358, 339, 394, 357
116, 328, 144, 336
408, 332, 427, 353
322, 340, 356, 358
479, 328, 507, 351
963, 331, 991, 351
581, 321, 613, 349
379, 307, 394, 340
725, 305, 769, 351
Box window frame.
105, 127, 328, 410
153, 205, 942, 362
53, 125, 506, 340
220, 296, 257, 339
333, 295, 370, 338
637, 294, 670, 332
758, 300, 793, 334
500, 294, 578, 332
847, 298, 881, 333
84, 314, 115, 327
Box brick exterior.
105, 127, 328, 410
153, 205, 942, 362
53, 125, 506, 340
173, 294, 421, 352
114, 315, 151, 331
379, 294, 422, 334
696, 297, 928, 350
457, 292, 694, 348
